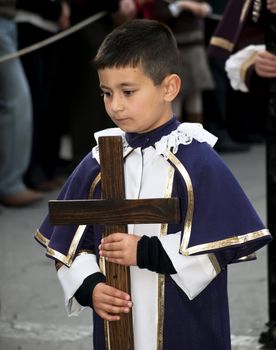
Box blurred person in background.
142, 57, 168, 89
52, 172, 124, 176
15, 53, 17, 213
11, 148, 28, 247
0, 0, 43, 206
202, 0, 250, 153
221, 0, 276, 346
16, 0, 71, 192
208, 0, 276, 145
136, 0, 214, 124
54, 0, 136, 166
225, 0, 276, 93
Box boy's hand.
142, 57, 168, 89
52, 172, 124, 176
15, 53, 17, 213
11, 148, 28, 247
92, 283, 132, 321
255, 50, 276, 78
99, 233, 141, 266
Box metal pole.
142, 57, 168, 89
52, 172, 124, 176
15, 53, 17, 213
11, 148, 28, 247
265, 0, 276, 324
259, 2, 276, 347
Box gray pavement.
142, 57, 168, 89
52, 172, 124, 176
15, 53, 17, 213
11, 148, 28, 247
0, 144, 271, 350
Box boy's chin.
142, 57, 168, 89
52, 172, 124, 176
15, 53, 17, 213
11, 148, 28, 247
118, 126, 140, 133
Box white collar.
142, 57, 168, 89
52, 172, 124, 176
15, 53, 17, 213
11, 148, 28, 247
91, 123, 217, 162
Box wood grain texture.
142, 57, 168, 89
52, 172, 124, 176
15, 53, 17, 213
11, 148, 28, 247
49, 198, 180, 225
99, 137, 134, 350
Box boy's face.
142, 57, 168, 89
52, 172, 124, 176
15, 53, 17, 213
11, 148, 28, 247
98, 65, 173, 133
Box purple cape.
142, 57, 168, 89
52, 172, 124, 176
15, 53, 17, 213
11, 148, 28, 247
35, 118, 271, 349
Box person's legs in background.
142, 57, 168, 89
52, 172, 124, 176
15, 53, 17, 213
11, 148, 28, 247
203, 16, 250, 152
18, 23, 68, 191
0, 17, 43, 206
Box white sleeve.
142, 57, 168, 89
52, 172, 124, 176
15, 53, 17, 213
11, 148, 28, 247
57, 254, 101, 316
160, 232, 219, 300
225, 44, 265, 92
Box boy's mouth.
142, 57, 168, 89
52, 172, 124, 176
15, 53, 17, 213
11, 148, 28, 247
114, 117, 129, 123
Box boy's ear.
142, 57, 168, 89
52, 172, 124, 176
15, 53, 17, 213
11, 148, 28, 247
162, 74, 181, 102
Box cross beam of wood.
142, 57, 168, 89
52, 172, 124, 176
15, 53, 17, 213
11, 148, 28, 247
49, 136, 180, 350
48, 198, 180, 225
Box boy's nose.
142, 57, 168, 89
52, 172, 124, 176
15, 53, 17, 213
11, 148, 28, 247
110, 96, 124, 112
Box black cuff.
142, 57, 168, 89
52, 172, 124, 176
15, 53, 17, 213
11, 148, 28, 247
74, 272, 106, 308
137, 236, 177, 275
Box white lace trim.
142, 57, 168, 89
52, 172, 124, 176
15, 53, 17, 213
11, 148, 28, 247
92, 128, 130, 163
91, 123, 217, 162
155, 123, 217, 158
225, 44, 265, 92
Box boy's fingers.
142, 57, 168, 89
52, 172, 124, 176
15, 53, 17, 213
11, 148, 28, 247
94, 283, 131, 304
96, 290, 132, 315
101, 303, 131, 315
104, 257, 123, 264
98, 310, 120, 322
99, 241, 122, 251
103, 284, 131, 301
100, 249, 123, 259
101, 233, 124, 243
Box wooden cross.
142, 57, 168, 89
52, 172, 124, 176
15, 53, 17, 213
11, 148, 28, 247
49, 136, 180, 350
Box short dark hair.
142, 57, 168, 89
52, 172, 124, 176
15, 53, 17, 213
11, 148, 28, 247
94, 19, 180, 85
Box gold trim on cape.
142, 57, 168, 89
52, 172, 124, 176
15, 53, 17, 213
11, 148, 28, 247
210, 37, 234, 52
78, 249, 96, 256
237, 253, 256, 262
240, 0, 252, 22
167, 151, 271, 257
157, 165, 175, 350
240, 52, 258, 85
167, 151, 194, 257
89, 172, 101, 198
209, 1, 250, 53
35, 229, 49, 247
35, 225, 87, 267
183, 229, 270, 256
100, 250, 109, 350
35, 170, 102, 267
208, 254, 221, 274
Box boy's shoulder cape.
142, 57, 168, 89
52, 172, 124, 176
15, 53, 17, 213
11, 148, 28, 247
35, 124, 271, 266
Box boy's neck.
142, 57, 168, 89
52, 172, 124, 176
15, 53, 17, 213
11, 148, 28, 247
125, 115, 180, 149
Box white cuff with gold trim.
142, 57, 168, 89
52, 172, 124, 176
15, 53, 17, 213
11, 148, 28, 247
225, 44, 265, 92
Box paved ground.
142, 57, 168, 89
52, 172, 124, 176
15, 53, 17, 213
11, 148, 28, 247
0, 144, 272, 349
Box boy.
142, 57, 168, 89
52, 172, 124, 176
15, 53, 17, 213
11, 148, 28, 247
35, 19, 272, 350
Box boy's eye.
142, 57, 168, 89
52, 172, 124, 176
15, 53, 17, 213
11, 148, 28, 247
101, 91, 111, 98
123, 90, 135, 96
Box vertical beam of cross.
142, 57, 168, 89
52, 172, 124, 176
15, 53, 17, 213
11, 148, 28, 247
99, 136, 134, 350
